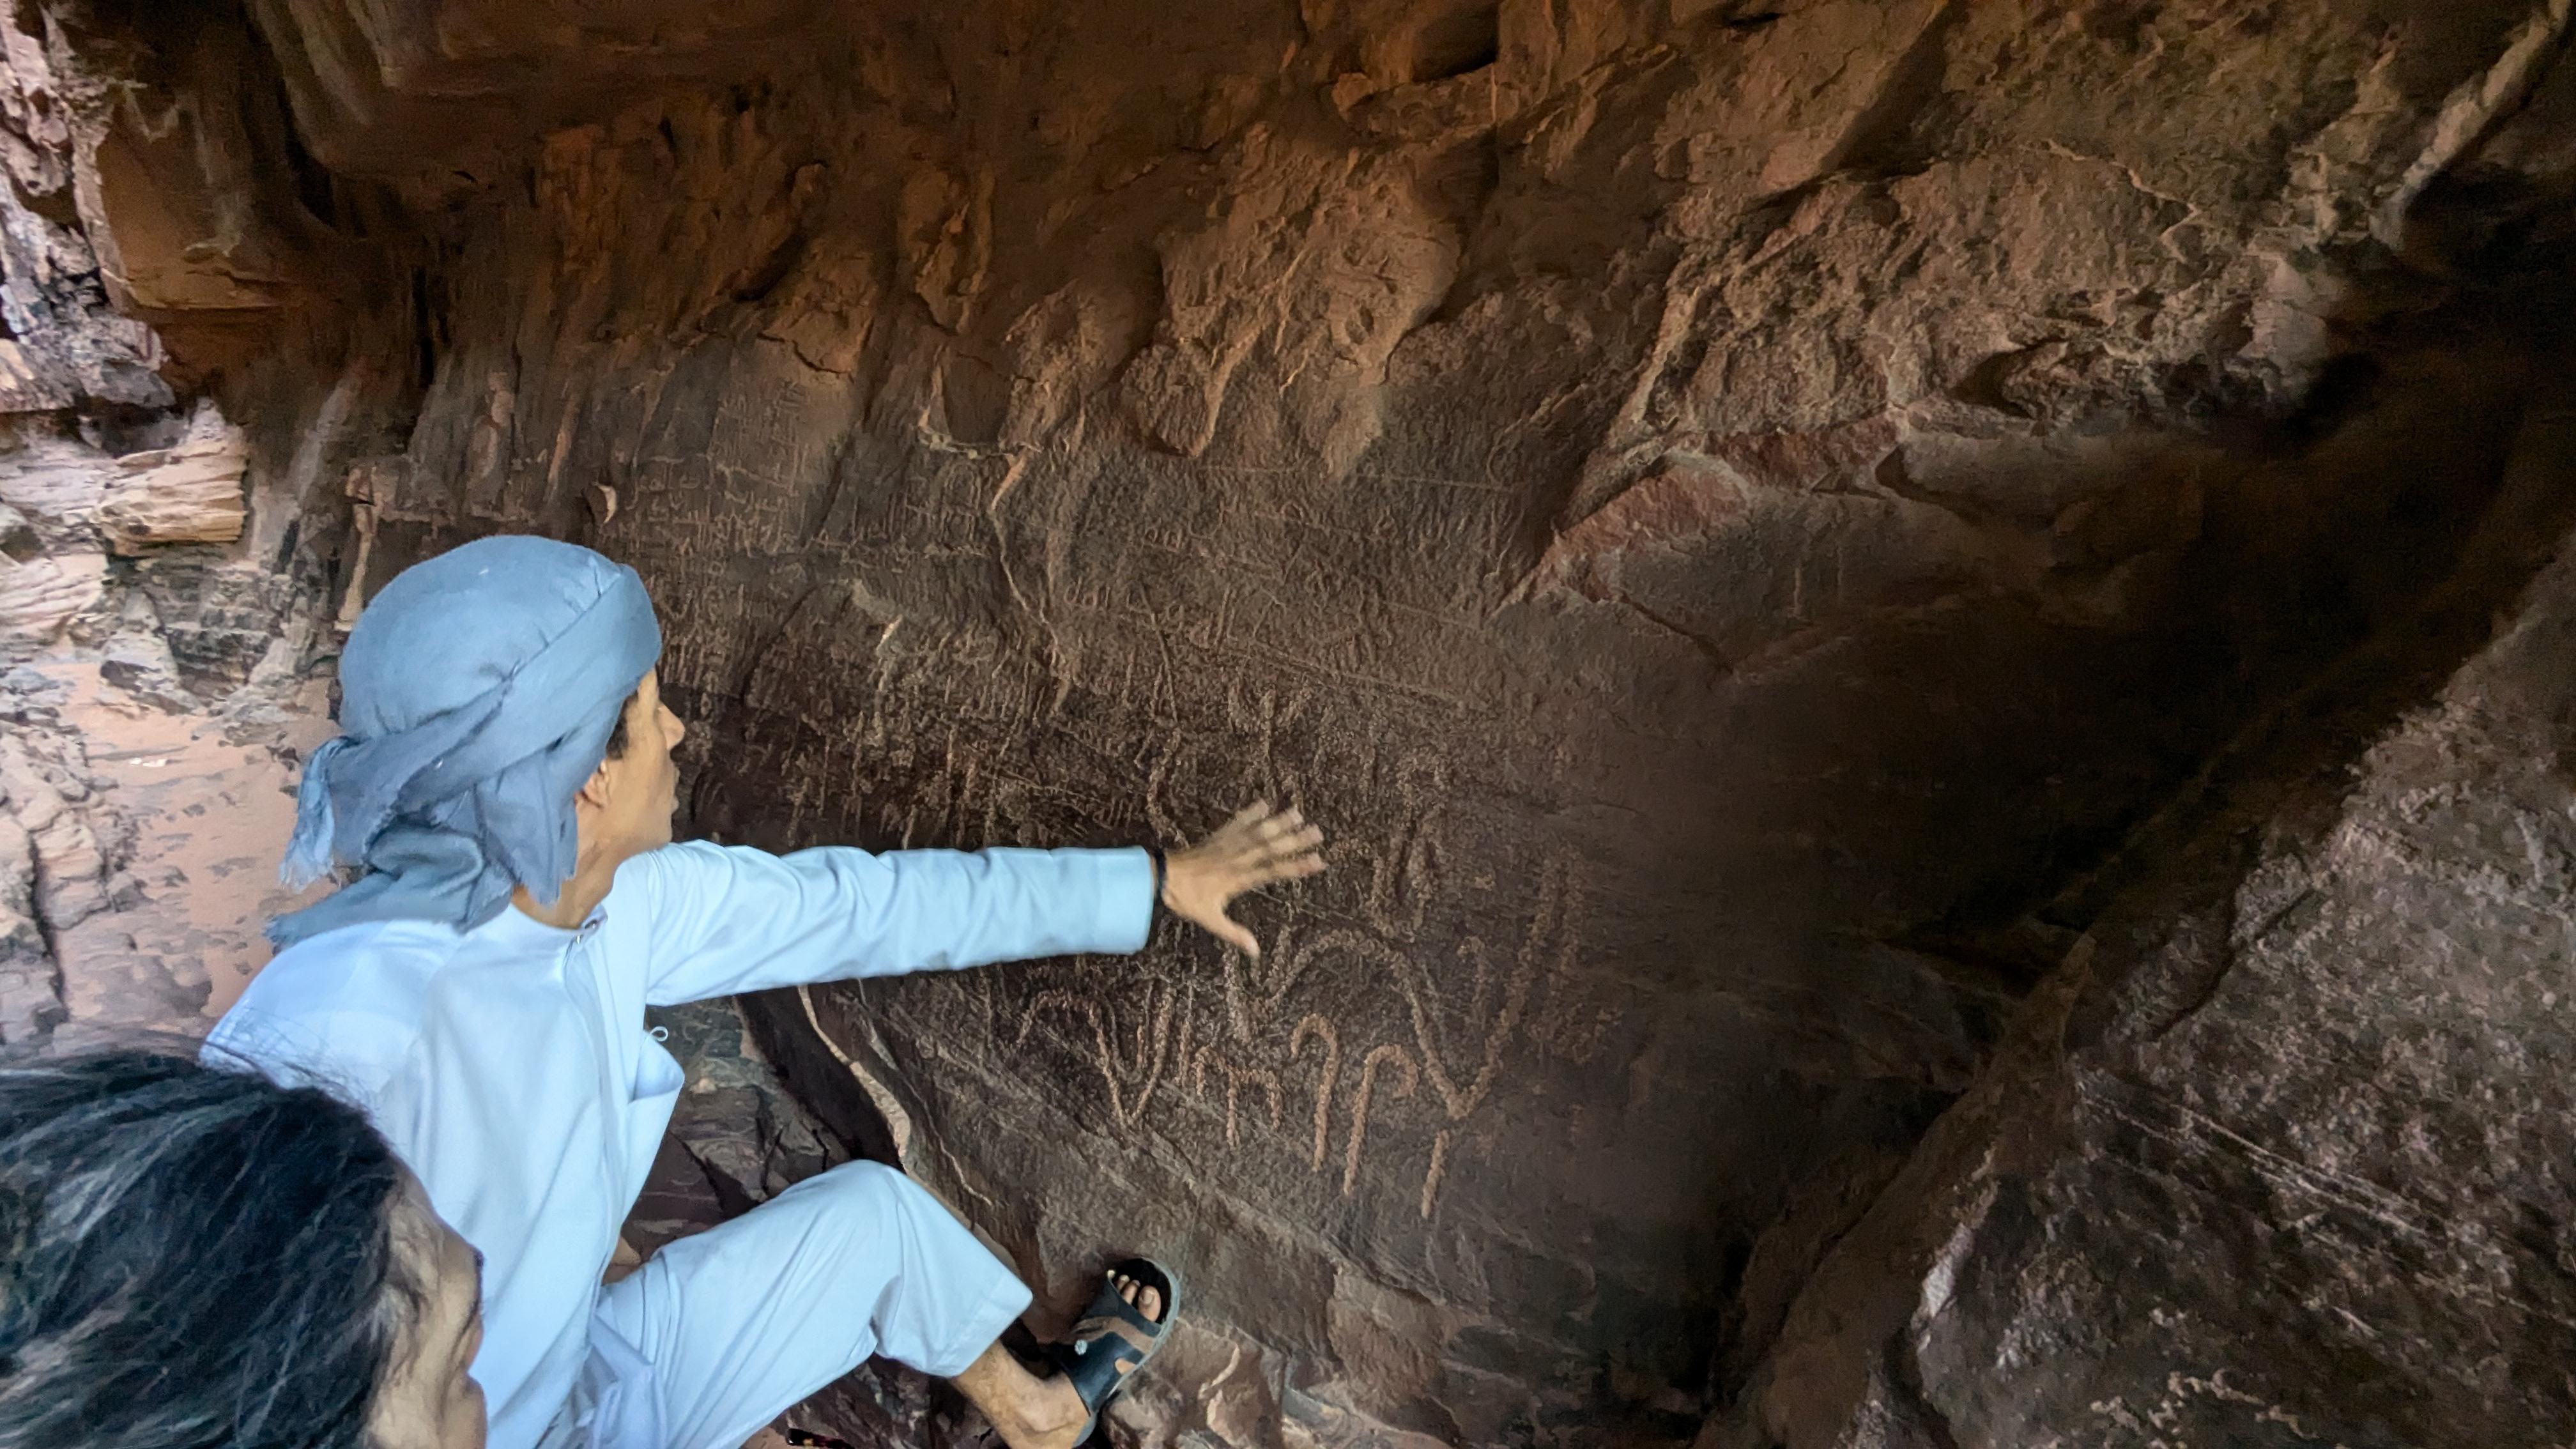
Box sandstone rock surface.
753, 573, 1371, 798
0, 1, 354, 1056
12, 0, 2576, 1445
95, 401, 248, 553
1724, 401, 2576, 1449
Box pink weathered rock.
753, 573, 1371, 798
96, 404, 247, 554
0, 547, 102, 646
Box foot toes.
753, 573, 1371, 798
1103, 1266, 1169, 1328
1105, 1269, 1167, 1324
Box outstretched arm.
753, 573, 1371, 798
627, 804, 1324, 1006
629, 841, 1151, 1005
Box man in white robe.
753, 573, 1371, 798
208, 537, 1324, 1449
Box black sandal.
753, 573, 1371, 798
1045, 1257, 1180, 1443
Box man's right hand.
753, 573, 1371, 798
1160, 803, 1325, 956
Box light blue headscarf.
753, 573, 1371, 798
269, 535, 663, 947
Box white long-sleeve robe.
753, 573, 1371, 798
207, 840, 1154, 1449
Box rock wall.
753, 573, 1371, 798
15, 0, 2576, 1445
1728, 399, 2576, 1449
0, 0, 349, 1050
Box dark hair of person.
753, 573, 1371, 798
0, 1049, 411, 1449
604, 683, 643, 759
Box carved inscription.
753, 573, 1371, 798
772, 639, 1607, 1229
1015, 979, 1179, 1129
972, 845, 1593, 1223
1192, 1036, 1284, 1148
1292, 1013, 1340, 1172
1344, 1043, 1417, 1199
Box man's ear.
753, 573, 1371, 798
576, 757, 615, 811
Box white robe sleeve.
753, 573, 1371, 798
620, 839, 1156, 1006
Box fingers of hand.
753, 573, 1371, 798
1255, 806, 1305, 843
1241, 839, 1324, 886
1192, 802, 1282, 861
1245, 820, 1324, 877
1234, 809, 1317, 860
1188, 809, 1323, 892
1176, 806, 1319, 949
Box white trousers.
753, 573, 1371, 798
567, 1161, 1032, 1449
